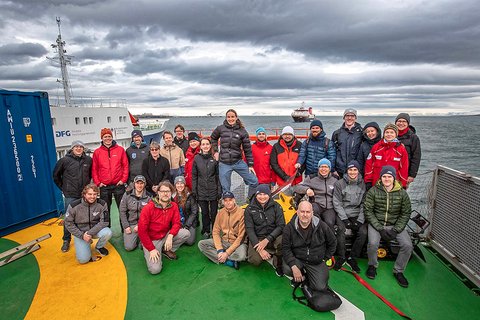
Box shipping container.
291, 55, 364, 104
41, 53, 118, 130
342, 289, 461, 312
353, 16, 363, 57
0, 89, 62, 236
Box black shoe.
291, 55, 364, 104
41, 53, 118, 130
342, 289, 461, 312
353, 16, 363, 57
394, 272, 409, 288
275, 265, 284, 277
233, 261, 240, 270
333, 257, 346, 271
89, 256, 102, 262
202, 232, 210, 239
61, 240, 70, 253
95, 247, 109, 256
346, 257, 361, 273
366, 265, 377, 279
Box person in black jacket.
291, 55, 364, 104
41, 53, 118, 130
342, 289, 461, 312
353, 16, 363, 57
395, 113, 421, 186
210, 109, 258, 194
126, 130, 149, 184
173, 175, 199, 246
142, 141, 170, 193
282, 201, 337, 290
173, 124, 189, 155
53, 140, 92, 253
356, 122, 381, 177
244, 184, 286, 275
192, 138, 222, 238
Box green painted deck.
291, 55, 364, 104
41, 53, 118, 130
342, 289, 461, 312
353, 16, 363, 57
1, 205, 479, 320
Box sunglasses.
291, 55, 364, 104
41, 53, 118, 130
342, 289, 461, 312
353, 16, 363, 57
150, 148, 160, 151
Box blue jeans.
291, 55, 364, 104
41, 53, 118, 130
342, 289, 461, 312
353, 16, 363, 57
219, 160, 258, 193
63, 197, 79, 241
73, 227, 113, 264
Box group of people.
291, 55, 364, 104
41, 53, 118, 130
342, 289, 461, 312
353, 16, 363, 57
53, 108, 421, 289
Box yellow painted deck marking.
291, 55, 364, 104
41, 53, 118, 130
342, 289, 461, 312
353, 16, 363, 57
5, 219, 127, 320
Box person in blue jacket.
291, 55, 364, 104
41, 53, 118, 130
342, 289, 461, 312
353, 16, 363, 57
295, 119, 336, 176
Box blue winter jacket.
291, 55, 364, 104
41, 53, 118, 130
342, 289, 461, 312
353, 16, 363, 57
332, 122, 363, 175
297, 131, 336, 175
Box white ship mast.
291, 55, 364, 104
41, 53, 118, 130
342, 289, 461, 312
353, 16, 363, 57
47, 17, 73, 107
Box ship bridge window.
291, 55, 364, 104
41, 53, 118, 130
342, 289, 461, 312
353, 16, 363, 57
75, 117, 80, 125
83, 117, 88, 124
119, 116, 127, 122
107, 116, 111, 123
89, 117, 93, 124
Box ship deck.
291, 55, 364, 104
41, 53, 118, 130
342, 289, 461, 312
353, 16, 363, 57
1, 204, 479, 320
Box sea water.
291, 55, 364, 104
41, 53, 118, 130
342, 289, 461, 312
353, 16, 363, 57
164, 115, 480, 177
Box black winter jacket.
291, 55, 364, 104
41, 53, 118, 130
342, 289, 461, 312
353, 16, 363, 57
192, 153, 222, 201
332, 122, 363, 174
53, 151, 92, 198
282, 216, 337, 268
211, 120, 254, 166
126, 142, 149, 183
141, 155, 170, 193
174, 193, 199, 228
398, 126, 421, 178
244, 197, 286, 246
174, 136, 189, 155
357, 122, 382, 175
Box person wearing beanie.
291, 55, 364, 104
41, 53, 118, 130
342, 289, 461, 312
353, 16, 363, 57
119, 174, 151, 251
364, 165, 413, 288
198, 191, 247, 270
126, 129, 148, 184
295, 119, 336, 176
92, 128, 129, 225
173, 124, 189, 154
172, 175, 199, 246
160, 130, 186, 184
270, 126, 303, 187
244, 183, 285, 276
53, 139, 92, 253
332, 159, 367, 272
294, 158, 338, 234
364, 123, 409, 188
192, 137, 222, 239
184, 131, 201, 190
252, 127, 274, 185
356, 122, 382, 176
332, 108, 363, 178
210, 109, 258, 196
395, 113, 421, 185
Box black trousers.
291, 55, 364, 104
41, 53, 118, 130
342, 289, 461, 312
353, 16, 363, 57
100, 184, 126, 227
197, 200, 219, 234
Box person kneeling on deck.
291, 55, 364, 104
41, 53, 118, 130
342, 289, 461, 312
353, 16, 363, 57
137, 181, 190, 275
198, 192, 247, 269
119, 175, 151, 251
64, 183, 112, 264
282, 201, 337, 289
364, 165, 413, 287
332, 160, 367, 273
244, 184, 285, 276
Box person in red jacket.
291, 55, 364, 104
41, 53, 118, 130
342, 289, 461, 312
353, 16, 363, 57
364, 123, 409, 188
270, 126, 303, 186
138, 181, 190, 275
92, 128, 129, 218
184, 132, 201, 189
252, 127, 274, 186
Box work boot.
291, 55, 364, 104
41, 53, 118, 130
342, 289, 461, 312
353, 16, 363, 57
366, 265, 377, 279
346, 257, 361, 273
95, 247, 109, 256
162, 250, 178, 260
61, 240, 70, 253
394, 272, 409, 288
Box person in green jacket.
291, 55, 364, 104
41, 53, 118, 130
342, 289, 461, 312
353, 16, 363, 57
364, 165, 413, 288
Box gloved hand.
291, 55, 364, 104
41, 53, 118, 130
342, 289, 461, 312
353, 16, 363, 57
342, 219, 352, 229
384, 229, 398, 241
351, 220, 362, 231
379, 229, 390, 241
365, 182, 372, 190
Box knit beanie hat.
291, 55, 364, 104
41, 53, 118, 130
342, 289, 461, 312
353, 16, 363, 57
380, 165, 396, 179
310, 119, 323, 129
188, 132, 201, 142
174, 176, 186, 185
281, 126, 294, 136
383, 123, 399, 137
318, 158, 331, 169
255, 184, 271, 196
343, 108, 357, 118
100, 128, 113, 138
347, 160, 360, 170
255, 127, 266, 135
71, 140, 85, 149
395, 113, 411, 124
131, 129, 144, 140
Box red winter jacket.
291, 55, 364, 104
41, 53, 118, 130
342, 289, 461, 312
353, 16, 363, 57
184, 146, 200, 189
270, 138, 302, 186
92, 142, 129, 186
137, 199, 181, 251
364, 140, 409, 187
252, 140, 274, 184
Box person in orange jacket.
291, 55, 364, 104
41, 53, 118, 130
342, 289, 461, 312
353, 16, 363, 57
270, 126, 303, 187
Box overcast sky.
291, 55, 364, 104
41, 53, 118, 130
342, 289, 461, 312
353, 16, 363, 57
1, 0, 479, 116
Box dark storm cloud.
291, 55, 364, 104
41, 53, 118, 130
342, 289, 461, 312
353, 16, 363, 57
0, 63, 52, 81
0, 43, 48, 66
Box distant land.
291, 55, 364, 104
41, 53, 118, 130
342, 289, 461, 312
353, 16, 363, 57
135, 112, 479, 118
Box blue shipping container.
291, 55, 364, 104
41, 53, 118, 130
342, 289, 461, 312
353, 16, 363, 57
0, 89, 62, 236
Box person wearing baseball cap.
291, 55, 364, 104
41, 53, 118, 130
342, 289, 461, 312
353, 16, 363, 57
252, 127, 274, 186
53, 140, 92, 253
395, 113, 421, 186
270, 126, 303, 187
364, 165, 413, 288
198, 191, 247, 270
331, 108, 363, 178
